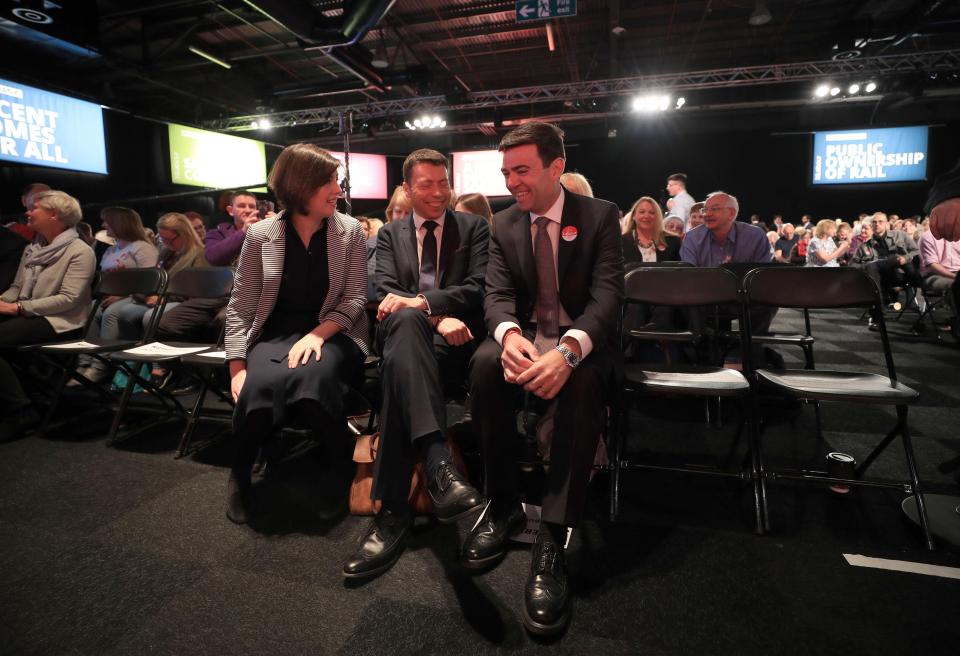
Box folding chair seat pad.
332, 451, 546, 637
625, 364, 749, 396
756, 369, 918, 403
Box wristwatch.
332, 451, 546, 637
555, 343, 580, 369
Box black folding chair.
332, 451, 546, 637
741, 267, 933, 549
24, 268, 168, 434
614, 266, 765, 534
106, 267, 234, 447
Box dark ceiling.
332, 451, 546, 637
2, 0, 959, 151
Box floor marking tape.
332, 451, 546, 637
843, 553, 960, 580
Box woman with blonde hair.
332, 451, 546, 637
385, 185, 412, 222
0, 190, 96, 439
805, 219, 849, 267
560, 172, 594, 197
621, 196, 681, 264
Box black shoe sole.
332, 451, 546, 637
521, 603, 570, 637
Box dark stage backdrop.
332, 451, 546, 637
565, 121, 960, 223
3, 110, 959, 229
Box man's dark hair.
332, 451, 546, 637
667, 173, 687, 186
227, 190, 257, 206
498, 122, 565, 167
402, 148, 448, 183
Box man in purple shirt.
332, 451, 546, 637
680, 191, 774, 267
205, 192, 260, 266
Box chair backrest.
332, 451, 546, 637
720, 260, 794, 284
95, 267, 167, 298
744, 267, 878, 309
625, 265, 740, 306
165, 267, 235, 299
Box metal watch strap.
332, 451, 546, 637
555, 344, 580, 369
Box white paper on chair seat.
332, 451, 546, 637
195, 350, 226, 359
642, 369, 743, 383
43, 340, 100, 349
122, 342, 211, 357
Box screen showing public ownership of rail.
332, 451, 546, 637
0, 77, 107, 174
811, 126, 928, 185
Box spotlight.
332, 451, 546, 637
829, 86, 841, 96
865, 81, 877, 93
405, 114, 447, 130
249, 120, 258, 129
848, 83, 860, 94
631, 94, 672, 113
748, 0, 772, 26
814, 84, 829, 98
675, 96, 686, 109
257, 118, 271, 129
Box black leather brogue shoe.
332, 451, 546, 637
522, 534, 570, 637
342, 509, 412, 579
461, 503, 526, 569
426, 460, 485, 523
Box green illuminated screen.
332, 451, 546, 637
169, 123, 266, 188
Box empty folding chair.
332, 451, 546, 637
614, 265, 765, 534
25, 267, 167, 434
741, 266, 933, 549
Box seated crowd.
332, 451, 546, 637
3, 121, 959, 640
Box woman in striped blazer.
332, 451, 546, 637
224, 143, 370, 524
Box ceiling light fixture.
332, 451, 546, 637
829, 86, 841, 96
405, 114, 446, 130
865, 81, 877, 93
814, 84, 830, 98
546, 22, 555, 52
188, 45, 231, 70
848, 83, 860, 94
748, 0, 772, 26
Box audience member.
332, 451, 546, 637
789, 228, 810, 265
468, 122, 622, 637
805, 219, 849, 267
559, 172, 594, 197
454, 192, 494, 223
8, 182, 50, 242
206, 191, 259, 267
224, 143, 369, 525
918, 228, 960, 312
0, 225, 29, 291
773, 223, 798, 263
0, 191, 95, 441
185, 211, 207, 241
74, 207, 160, 384
385, 185, 412, 223
621, 196, 681, 264
665, 173, 694, 228
663, 216, 685, 237
853, 211, 922, 300
687, 201, 705, 231
343, 148, 489, 579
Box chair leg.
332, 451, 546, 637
106, 372, 137, 446
855, 419, 901, 477
39, 354, 75, 435
175, 372, 210, 459
812, 401, 825, 442
896, 405, 935, 550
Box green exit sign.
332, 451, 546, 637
516, 0, 577, 23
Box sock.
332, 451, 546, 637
541, 520, 567, 546
418, 431, 450, 479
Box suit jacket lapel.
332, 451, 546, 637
557, 189, 576, 287
437, 209, 459, 288
398, 213, 419, 290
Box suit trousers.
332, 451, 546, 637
156, 297, 228, 341
469, 333, 616, 527
371, 307, 475, 503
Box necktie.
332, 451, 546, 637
419, 220, 439, 292
533, 216, 559, 355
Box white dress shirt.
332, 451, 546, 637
493, 190, 593, 358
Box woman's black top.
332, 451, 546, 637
621, 233, 682, 264
262, 221, 329, 336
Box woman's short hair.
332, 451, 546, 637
455, 192, 494, 222
385, 185, 411, 222
814, 218, 837, 239
101, 206, 150, 243
268, 143, 341, 216
33, 190, 82, 227
559, 172, 594, 198
624, 196, 667, 246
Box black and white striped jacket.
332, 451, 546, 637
225, 212, 370, 360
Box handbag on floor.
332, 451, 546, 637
349, 432, 467, 516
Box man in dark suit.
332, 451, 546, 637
467, 123, 623, 636
343, 148, 489, 579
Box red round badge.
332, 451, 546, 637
561, 226, 578, 242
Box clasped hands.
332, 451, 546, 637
501, 331, 573, 400
377, 293, 473, 346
